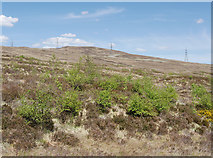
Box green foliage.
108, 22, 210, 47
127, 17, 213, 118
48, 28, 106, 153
191, 83, 212, 110
96, 90, 112, 112
129, 77, 178, 116
99, 74, 129, 90
128, 93, 156, 117
64, 56, 99, 89
151, 85, 178, 112
57, 90, 81, 116
77, 56, 98, 84
18, 89, 53, 125
64, 68, 85, 90
55, 77, 63, 91
113, 93, 128, 104
99, 76, 119, 90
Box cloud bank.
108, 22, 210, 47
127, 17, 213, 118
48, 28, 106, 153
32, 33, 93, 48
0, 15, 19, 27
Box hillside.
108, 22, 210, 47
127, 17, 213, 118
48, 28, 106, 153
1, 46, 212, 156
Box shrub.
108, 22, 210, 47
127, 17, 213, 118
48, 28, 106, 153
128, 77, 178, 116
99, 74, 129, 90
99, 76, 119, 90
96, 90, 112, 112
64, 57, 98, 90
78, 55, 98, 84
128, 93, 157, 117
191, 83, 212, 110
58, 90, 81, 116
151, 85, 178, 112
198, 109, 213, 123
18, 89, 53, 130
113, 93, 128, 104
132, 79, 144, 95
64, 68, 86, 90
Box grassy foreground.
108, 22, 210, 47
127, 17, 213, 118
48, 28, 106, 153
1, 53, 212, 156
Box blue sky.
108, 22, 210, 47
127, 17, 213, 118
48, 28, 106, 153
1, 2, 211, 64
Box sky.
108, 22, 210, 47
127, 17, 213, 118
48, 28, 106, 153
0, 2, 211, 64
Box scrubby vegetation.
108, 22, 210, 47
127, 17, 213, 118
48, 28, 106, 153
1, 53, 212, 156
191, 83, 212, 122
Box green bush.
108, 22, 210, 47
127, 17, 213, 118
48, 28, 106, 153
128, 77, 178, 116
99, 74, 129, 90
113, 93, 128, 104
128, 93, 156, 117
64, 56, 99, 89
132, 79, 144, 95
99, 76, 119, 90
58, 90, 81, 116
153, 85, 178, 112
79, 56, 98, 83
191, 83, 212, 110
96, 90, 112, 112
64, 68, 86, 90
75, 56, 99, 84
18, 89, 53, 126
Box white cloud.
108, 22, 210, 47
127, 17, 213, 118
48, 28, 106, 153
81, 11, 88, 15
66, 7, 124, 19
60, 33, 76, 38
0, 15, 18, 27
42, 37, 93, 46
136, 48, 147, 52
0, 35, 9, 43
32, 33, 93, 48
196, 18, 204, 24
40, 36, 93, 48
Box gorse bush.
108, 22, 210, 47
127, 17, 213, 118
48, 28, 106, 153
96, 90, 112, 112
191, 83, 212, 110
198, 109, 213, 122
57, 90, 81, 116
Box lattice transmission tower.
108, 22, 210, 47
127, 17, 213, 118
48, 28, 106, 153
184, 48, 188, 62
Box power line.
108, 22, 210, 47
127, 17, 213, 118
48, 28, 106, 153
110, 42, 113, 50
184, 48, 188, 62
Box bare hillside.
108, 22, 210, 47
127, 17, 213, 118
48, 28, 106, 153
2, 46, 211, 75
